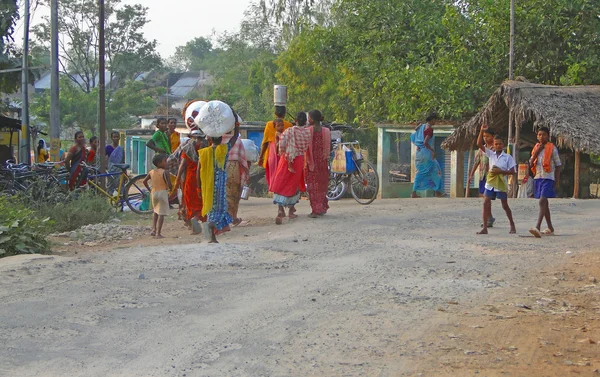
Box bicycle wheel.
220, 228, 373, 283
327, 173, 347, 201
124, 174, 152, 215
349, 160, 379, 205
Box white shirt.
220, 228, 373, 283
484, 148, 516, 192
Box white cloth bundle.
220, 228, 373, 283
185, 100, 207, 129
195, 100, 235, 137
241, 139, 260, 162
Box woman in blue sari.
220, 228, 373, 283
410, 114, 444, 198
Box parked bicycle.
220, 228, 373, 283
77, 163, 152, 215
327, 141, 379, 205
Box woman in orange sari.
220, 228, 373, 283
176, 130, 207, 234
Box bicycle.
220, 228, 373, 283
327, 141, 379, 205
76, 163, 152, 215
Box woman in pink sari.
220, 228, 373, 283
305, 110, 331, 217
270, 112, 311, 225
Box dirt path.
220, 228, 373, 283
1, 198, 599, 377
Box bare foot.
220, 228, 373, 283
232, 218, 242, 226
477, 229, 488, 235
411, 193, 421, 198
308, 213, 320, 218
155, 234, 164, 239
275, 216, 283, 225
150, 230, 156, 236
509, 227, 516, 234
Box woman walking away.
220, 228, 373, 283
143, 153, 172, 239
265, 118, 285, 190
64, 131, 89, 190
225, 131, 249, 226
306, 109, 331, 217
270, 112, 311, 225
175, 130, 206, 235
198, 116, 240, 243
410, 114, 444, 198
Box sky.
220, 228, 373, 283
20, 0, 254, 58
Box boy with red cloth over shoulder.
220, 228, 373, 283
529, 127, 561, 238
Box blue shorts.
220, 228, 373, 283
534, 179, 556, 199
484, 188, 507, 200
478, 179, 486, 194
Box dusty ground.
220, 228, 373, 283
1, 198, 600, 377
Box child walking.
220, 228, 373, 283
529, 127, 561, 238
468, 125, 496, 227
143, 153, 172, 239
476, 125, 517, 235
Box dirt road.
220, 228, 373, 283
1, 198, 599, 376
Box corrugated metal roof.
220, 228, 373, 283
169, 72, 202, 98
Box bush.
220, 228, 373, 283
0, 196, 51, 257
34, 191, 116, 233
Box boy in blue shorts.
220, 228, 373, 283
529, 127, 561, 238
476, 125, 517, 235
468, 125, 496, 227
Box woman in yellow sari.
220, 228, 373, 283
198, 116, 240, 243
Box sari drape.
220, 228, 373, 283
411, 124, 442, 192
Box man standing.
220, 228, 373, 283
529, 127, 561, 238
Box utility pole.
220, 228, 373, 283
98, 0, 107, 181
49, 0, 60, 162
21, 0, 31, 165
509, 0, 515, 80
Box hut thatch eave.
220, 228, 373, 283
441, 81, 600, 155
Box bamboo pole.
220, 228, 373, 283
574, 151, 580, 199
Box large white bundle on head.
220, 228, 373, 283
185, 100, 207, 129
195, 100, 235, 137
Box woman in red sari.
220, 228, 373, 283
175, 130, 207, 234
64, 131, 89, 190
270, 112, 311, 225
305, 109, 331, 217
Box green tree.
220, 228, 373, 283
0, 0, 20, 95
169, 37, 214, 71
32, 0, 161, 93
30, 77, 162, 134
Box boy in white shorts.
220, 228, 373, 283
143, 153, 172, 238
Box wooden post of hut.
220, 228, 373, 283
573, 151, 580, 199
513, 119, 520, 198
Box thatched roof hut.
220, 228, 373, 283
442, 81, 600, 154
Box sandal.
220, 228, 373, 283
150, 230, 156, 237
541, 229, 555, 236
529, 228, 542, 238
